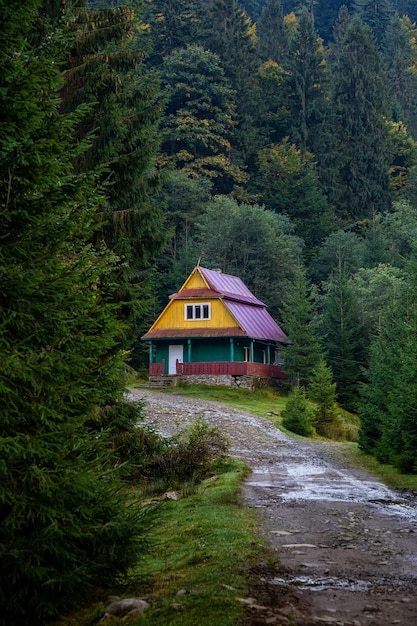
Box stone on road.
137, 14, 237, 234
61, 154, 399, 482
130, 389, 417, 625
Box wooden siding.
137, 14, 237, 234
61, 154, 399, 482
176, 361, 286, 379
154, 298, 238, 330
182, 269, 208, 289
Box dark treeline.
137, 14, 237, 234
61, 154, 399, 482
124, 0, 417, 474
2, 0, 417, 621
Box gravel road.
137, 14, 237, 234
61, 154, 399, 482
128, 388, 417, 626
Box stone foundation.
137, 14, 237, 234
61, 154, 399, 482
175, 374, 288, 391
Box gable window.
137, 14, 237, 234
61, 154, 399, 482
185, 303, 210, 321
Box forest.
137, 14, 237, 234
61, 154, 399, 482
2, 0, 417, 622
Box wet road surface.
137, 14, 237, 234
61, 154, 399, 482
131, 389, 417, 625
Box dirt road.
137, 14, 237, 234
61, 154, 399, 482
130, 389, 417, 625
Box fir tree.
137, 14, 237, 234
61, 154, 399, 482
257, 0, 288, 63
329, 15, 391, 222
308, 357, 339, 436
320, 261, 365, 411
0, 3, 147, 622
280, 263, 322, 385
61, 2, 166, 347
283, 7, 330, 163
281, 384, 315, 436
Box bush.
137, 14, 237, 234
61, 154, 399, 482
281, 386, 314, 436
153, 421, 230, 484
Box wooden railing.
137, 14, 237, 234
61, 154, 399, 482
175, 361, 286, 379
149, 361, 165, 376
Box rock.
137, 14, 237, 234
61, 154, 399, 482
162, 491, 180, 501
104, 597, 149, 618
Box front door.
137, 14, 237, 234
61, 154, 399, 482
168, 344, 183, 374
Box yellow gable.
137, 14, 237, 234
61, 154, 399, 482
154, 298, 238, 330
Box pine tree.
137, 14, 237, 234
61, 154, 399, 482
61, 2, 166, 347
257, 0, 288, 63
282, 7, 330, 162
329, 15, 391, 222
281, 384, 315, 436
320, 261, 365, 411
0, 3, 146, 622
197, 0, 262, 163
353, 0, 393, 46
280, 263, 322, 385
308, 357, 339, 436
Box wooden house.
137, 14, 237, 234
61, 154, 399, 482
141, 265, 288, 389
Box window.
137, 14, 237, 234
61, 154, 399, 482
185, 303, 210, 321
243, 346, 250, 362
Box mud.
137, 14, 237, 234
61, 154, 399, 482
129, 389, 417, 625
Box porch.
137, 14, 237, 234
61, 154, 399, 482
149, 360, 286, 379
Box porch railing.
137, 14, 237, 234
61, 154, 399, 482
175, 361, 286, 379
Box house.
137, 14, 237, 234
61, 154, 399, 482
141, 265, 288, 389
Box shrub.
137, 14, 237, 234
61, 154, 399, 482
281, 385, 314, 436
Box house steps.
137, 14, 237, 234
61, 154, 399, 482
145, 376, 176, 389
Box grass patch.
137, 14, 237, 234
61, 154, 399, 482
165, 384, 288, 419
333, 443, 417, 490
55, 458, 262, 626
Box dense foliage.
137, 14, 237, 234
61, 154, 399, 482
3, 0, 417, 619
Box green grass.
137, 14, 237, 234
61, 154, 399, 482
164, 384, 417, 490
164, 384, 288, 418
56, 459, 263, 626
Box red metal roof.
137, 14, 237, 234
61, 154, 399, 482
224, 300, 287, 342
199, 267, 264, 305
170, 287, 220, 299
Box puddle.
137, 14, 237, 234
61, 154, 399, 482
245, 461, 417, 523
271, 575, 371, 592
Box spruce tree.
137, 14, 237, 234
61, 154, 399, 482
329, 15, 391, 222
282, 8, 330, 163
320, 261, 365, 411
257, 0, 288, 63
279, 263, 322, 385
0, 3, 146, 622
308, 357, 339, 436
61, 2, 166, 347
358, 258, 417, 471
281, 384, 315, 436
353, 0, 393, 46
197, 0, 262, 163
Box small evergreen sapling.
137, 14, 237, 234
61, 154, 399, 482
308, 358, 339, 437
281, 384, 315, 436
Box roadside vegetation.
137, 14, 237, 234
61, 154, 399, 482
163, 384, 417, 492
53, 400, 261, 626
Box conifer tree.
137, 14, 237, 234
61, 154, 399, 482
308, 357, 338, 436
282, 8, 330, 162
329, 16, 391, 222
61, 1, 166, 346
320, 261, 365, 411
384, 15, 417, 140
353, 0, 393, 45
159, 44, 244, 194
197, 0, 262, 163
280, 263, 322, 385
358, 272, 417, 472
281, 384, 315, 436
257, 0, 288, 63
0, 3, 146, 622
